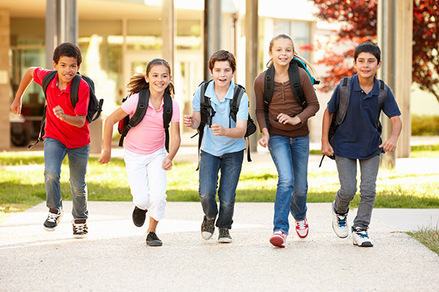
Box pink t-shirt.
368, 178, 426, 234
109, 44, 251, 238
121, 92, 180, 155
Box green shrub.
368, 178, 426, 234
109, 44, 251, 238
411, 115, 439, 136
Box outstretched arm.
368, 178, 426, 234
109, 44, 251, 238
98, 107, 128, 164
379, 115, 402, 152
10, 67, 37, 115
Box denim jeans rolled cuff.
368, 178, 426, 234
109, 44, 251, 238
268, 135, 310, 233
198, 150, 244, 229
334, 155, 380, 229
44, 137, 89, 219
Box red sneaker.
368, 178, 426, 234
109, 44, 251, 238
269, 231, 287, 248
295, 218, 309, 238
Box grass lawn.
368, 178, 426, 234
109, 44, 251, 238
1, 144, 438, 254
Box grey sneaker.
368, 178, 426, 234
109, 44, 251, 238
72, 219, 88, 239
146, 231, 163, 246
218, 228, 232, 243
331, 202, 349, 238
352, 227, 373, 247
201, 215, 215, 240
132, 206, 147, 227
43, 208, 63, 231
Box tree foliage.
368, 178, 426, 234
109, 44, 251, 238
311, 0, 439, 102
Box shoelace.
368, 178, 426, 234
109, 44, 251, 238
297, 220, 307, 230
46, 213, 59, 223
74, 223, 86, 233
337, 215, 347, 227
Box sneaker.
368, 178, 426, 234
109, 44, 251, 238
132, 206, 147, 227
201, 215, 215, 240
352, 227, 373, 247
43, 208, 63, 231
218, 228, 232, 243
331, 202, 349, 238
269, 231, 287, 248
72, 219, 88, 239
295, 218, 309, 238
146, 231, 163, 246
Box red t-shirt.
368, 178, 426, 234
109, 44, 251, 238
33, 68, 90, 148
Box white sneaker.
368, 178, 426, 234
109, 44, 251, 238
270, 231, 287, 248
295, 218, 309, 238
43, 208, 63, 231
352, 227, 373, 247
331, 202, 349, 238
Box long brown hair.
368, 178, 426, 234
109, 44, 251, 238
126, 58, 175, 95
266, 34, 317, 76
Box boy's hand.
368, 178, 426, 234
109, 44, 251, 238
321, 141, 334, 157
210, 124, 225, 136
53, 105, 66, 121
10, 100, 22, 115
183, 115, 193, 127
162, 157, 173, 170
379, 136, 398, 152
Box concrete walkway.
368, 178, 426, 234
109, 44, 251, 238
1, 201, 438, 291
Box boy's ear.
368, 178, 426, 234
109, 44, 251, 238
52, 61, 57, 69
377, 60, 382, 69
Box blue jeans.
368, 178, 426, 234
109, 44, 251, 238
334, 155, 380, 230
268, 135, 309, 234
199, 150, 244, 229
44, 137, 89, 219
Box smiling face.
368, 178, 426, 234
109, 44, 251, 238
269, 37, 294, 67
53, 56, 79, 86
144, 64, 171, 94
209, 60, 235, 89
353, 52, 382, 79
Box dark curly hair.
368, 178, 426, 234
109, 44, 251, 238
53, 42, 82, 66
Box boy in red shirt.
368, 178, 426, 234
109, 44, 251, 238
10, 42, 91, 238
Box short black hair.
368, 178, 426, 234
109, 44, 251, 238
354, 42, 381, 63
53, 42, 82, 66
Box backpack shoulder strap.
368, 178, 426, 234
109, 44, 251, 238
288, 61, 307, 109
263, 66, 275, 129
377, 79, 387, 111
334, 76, 351, 126
127, 88, 149, 129
163, 92, 173, 152
42, 71, 58, 97
230, 83, 245, 123
70, 73, 82, 108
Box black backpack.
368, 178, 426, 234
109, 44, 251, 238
117, 88, 173, 152
263, 57, 319, 128
319, 76, 387, 166
29, 71, 103, 148
195, 80, 256, 168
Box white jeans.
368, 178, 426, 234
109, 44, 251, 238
124, 148, 167, 221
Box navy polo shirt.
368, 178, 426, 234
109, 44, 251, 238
327, 75, 401, 160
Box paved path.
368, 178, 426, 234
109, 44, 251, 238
1, 201, 438, 291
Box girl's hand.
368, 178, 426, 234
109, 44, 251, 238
183, 115, 193, 127
258, 133, 270, 148
162, 157, 173, 170
210, 124, 225, 136
98, 150, 111, 164
276, 113, 301, 126
10, 100, 22, 115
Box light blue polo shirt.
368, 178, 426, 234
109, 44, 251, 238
327, 74, 401, 160
192, 80, 248, 157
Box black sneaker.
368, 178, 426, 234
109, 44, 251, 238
218, 228, 232, 243
43, 208, 63, 231
72, 219, 88, 239
132, 206, 147, 227
146, 231, 163, 246
201, 215, 215, 240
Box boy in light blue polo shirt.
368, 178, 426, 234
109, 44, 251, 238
183, 50, 248, 243
321, 42, 402, 247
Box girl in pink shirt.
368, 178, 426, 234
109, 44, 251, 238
99, 59, 181, 246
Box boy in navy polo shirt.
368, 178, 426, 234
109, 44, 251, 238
321, 42, 402, 247
10, 42, 91, 238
